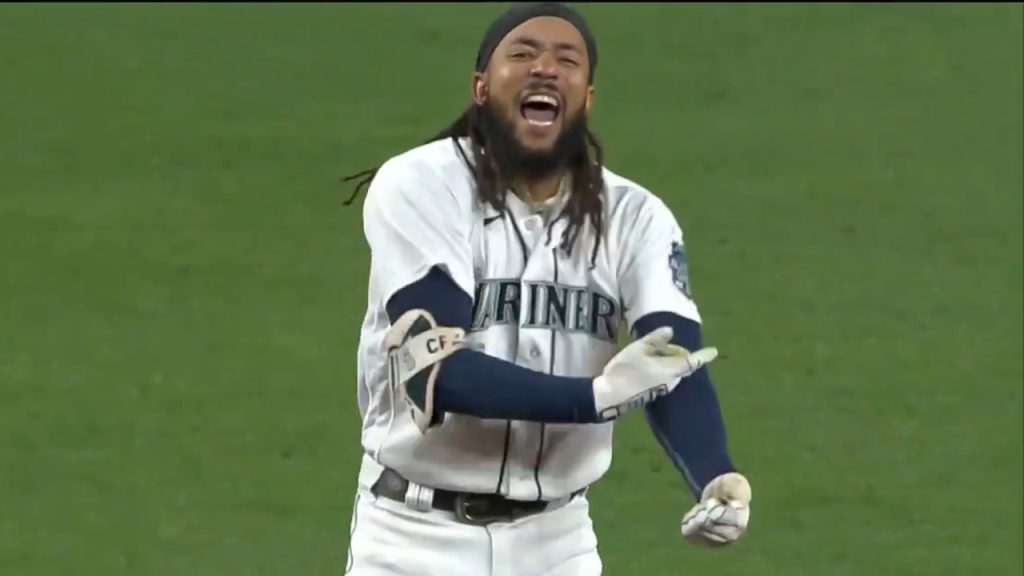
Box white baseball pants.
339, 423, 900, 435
343, 477, 602, 575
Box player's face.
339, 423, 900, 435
473, 16, 594, 154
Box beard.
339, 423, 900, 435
476, 99, 588, 181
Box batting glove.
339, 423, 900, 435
681, 472, 752, 547
592, 326, 718, 421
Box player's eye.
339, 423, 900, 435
509, 51, 532, 60
559, 56, 579, 66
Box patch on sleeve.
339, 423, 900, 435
669, 241, 692, 298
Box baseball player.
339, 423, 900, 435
342, 3, 751, 574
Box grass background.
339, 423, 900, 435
1, 3, 1021, 575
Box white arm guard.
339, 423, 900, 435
382, 309, 466, 433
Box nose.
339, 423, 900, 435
529, 52, 559, 80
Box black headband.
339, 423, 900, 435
474, 2, 598, 82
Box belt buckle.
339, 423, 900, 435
454, 494, 506, 526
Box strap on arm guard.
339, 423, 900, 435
382, 309, 466, 433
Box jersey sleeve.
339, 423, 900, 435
362, 158, 475, 307
618, 197, 702, 330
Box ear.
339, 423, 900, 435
472, 72, 488, 106
584, 85, 595, 115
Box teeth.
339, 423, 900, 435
524, 94, 559, 108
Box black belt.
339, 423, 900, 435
371, 467, 585, 526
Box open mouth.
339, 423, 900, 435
519, 93, 560, 127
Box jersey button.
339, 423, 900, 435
529, 346, 541, 359
524, 217, 541, 232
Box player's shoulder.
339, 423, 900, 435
600, 165, 676, 223
379, 137, 470, 176
369, 138, 474, 205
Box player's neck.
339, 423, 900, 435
513, 171, 566, 205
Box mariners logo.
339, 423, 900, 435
669, 241, 691, 297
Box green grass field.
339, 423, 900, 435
1, 3, 1021, 575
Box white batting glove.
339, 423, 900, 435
592, 327, 717, 421
681, 472, 752, 547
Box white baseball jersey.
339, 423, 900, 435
355, 137, 702, 501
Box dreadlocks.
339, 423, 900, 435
343, 104, 607, 266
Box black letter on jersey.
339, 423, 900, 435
544, 284, 569, 330
495, 282, 520, 325
591, 293, 618, 341
471, 281, 494, 331
471, 280, 521, 332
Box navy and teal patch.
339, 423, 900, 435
669, 241, 691, 298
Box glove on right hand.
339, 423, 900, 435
592, 327, 718, 422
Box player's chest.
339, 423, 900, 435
468, 210, 620, 344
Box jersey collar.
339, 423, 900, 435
506, 174, 571, 222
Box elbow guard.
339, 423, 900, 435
382, 309, 466, 433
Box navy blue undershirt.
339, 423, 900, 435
386, 267, 735, 495
386, 268, 597, 424
633, 312, 736, 495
